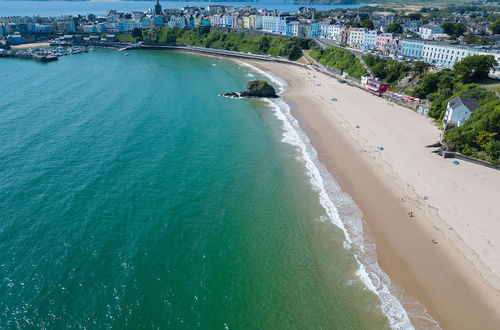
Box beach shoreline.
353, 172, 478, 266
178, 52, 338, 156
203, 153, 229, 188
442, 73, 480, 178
239, 59, 500, 329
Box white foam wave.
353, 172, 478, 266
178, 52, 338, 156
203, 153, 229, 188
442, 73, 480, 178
238, 61, 440, 330
268, 98, 414, 330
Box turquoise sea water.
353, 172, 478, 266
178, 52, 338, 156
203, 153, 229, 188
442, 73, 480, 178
0, 50, 403, 328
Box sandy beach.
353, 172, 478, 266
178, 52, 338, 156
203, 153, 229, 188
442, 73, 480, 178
245, 60, 500, 329
10, 42, 50, 50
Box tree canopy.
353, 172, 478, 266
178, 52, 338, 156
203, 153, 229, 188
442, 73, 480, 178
453, 55, 498, 83
441, 22, 467, 38
489, 18, 500, 35
386, 22, 403, 34
131, 28, 143, 40
407, 13, 422, 21
361, 19, 374, 29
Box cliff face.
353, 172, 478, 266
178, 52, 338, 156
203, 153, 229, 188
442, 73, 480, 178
240, 80, 278, 98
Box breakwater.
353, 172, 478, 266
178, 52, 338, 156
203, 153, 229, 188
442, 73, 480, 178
0, 51, 58, 62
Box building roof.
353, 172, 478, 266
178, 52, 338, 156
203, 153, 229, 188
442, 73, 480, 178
448, 96, 480, 112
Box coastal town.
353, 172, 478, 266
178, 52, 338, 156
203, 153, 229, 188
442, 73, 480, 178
1, 1, 498, 162
1, 1, 499, 157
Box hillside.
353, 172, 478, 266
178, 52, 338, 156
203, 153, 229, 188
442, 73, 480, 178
309, 46, 367, 78
129, 27, 316, 61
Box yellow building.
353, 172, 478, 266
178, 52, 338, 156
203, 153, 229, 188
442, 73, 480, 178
242, 16, 250, 29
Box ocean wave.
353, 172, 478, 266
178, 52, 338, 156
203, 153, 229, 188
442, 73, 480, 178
238, 61, 440, 330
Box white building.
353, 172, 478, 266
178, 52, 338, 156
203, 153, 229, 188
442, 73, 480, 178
362, 30, 378, 50
331, 25, 346, 42
318, 22, 331, 39
419, 24, 444, 40
442, 96, 480, 128
422, 42, 500, 69
347, 28, 367, 48
422, 43, 469, 68
262, 15, 279, 33
82, 25, 97, 33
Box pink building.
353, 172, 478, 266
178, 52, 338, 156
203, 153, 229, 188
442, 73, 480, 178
375, 33, 396, 54
231, 15, 239, 28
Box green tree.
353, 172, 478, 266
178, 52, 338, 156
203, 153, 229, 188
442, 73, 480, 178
453, 23, 467, 38
453, 23, 467, 37
453, 55, 498, 83
361, 19, 374, 29
441, 22, 467, 38
412, 61, 431, 76
463, 34, 489, 45
287, 43, 303, 60
131, 27, 143, 40
258, 36, 270, 53
476, 131, 497, 150
489, 18, 500, 35
407, 13, 422, 20
441, 22, 454, 35
386, 23, 403, 34
412, 72, 440, 98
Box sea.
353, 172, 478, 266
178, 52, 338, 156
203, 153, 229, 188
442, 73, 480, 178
0, 0, 362, 17
0, 1, 435, 328
0, 47, 429, 329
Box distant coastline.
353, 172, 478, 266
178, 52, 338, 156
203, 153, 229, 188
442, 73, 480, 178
0, 0, 253, 1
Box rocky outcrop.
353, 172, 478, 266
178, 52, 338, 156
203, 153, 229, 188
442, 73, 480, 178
425, 142, 442, 148
221, 80, 278, 99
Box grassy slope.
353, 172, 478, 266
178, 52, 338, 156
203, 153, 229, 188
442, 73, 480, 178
309, 46, 367, 78
142, 28, 315, 60
116, 34, 136, 42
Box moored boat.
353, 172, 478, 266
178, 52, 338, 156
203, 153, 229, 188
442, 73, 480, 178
32, 54, 58, 62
